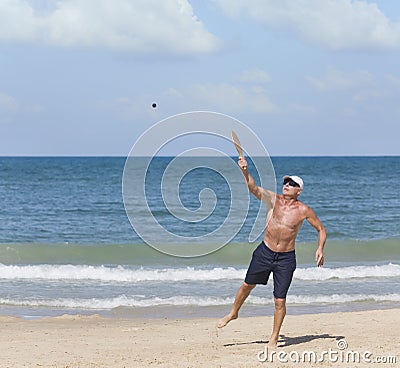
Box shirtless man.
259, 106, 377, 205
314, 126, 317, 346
217, 156, 326, 348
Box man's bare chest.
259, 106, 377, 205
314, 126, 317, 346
271, 205, 304, 229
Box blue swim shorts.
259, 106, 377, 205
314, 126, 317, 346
245, 241, 296, 299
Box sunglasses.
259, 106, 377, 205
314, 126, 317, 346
283, 178, 300, 188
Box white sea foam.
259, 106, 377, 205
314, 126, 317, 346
294, 263, 400, 280
0, 293, 399, 309
0, 263, 399, 282
0, 264, 245, 282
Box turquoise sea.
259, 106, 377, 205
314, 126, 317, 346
0, 156, 399, 319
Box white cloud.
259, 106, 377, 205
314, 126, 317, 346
101, 96, 145, 119
171, 82, 277, 114
165, 88, 184, 99
104, 82, 277, 120
352, 89, 386, 102
239, 68, 271, 84
215, 0, 400, 50
0, 91, 43, 117
307, 68, 375, 91
164, 69, 276, 113
0, 0, 221, 54
385, 74, 400, 86
307, 68, 392, 106
0, 91, 18, 111
288, 103, 317, 115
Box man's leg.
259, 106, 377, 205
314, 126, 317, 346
268, 251, 295, 347
268, 297, 286, 347
217, 282, 256, 328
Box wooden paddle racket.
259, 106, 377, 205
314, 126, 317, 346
231, 130, 247, 170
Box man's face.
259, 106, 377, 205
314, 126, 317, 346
282, 178, 301, 196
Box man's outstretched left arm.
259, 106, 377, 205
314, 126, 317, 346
305, 208, 326, 267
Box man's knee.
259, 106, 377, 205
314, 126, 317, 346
242, 282, 256, 292
274, 297, 286, 310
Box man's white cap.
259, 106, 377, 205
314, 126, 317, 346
283, 175, 304, 189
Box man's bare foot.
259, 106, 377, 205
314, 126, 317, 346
217, 313, 237, 328
267, 337, 278, 348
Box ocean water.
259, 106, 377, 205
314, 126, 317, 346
0, 156, 399, 319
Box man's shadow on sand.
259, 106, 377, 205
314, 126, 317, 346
223, 334, 345, 348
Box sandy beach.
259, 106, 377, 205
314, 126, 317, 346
0, 308, 398, 368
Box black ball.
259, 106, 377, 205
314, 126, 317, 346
152, 103, 157, 108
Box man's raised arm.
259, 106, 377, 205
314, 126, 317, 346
238, 156, 275, 204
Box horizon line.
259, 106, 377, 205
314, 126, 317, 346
0, 154, 399, 158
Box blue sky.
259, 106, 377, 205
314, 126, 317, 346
1, 0, 400, 156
